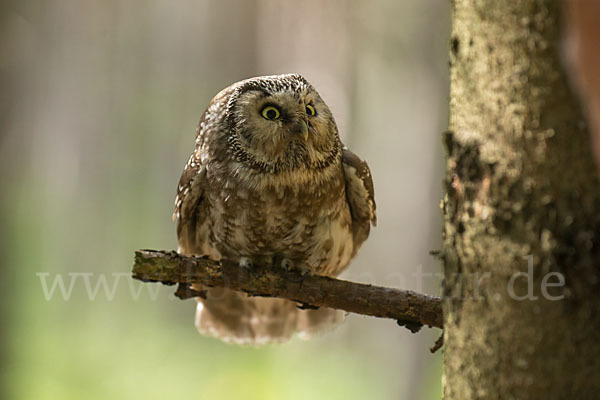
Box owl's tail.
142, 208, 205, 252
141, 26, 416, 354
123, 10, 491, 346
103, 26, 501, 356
193, 286, 345, 345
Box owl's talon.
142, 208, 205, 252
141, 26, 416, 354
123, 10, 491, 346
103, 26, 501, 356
281, 258, 311, 275
239, 257, 257, 277
281, 258, 294, 271
296, 264, 311, 277
240, 257, 253, 269
282, 260, 311, 283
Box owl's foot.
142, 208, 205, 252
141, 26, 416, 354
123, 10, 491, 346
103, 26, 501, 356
281, 258, 311, 282
239, 257, 257, 277
280, 258, 293, 271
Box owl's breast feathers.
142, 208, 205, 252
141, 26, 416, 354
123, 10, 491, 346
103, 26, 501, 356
175, 147, 375, 276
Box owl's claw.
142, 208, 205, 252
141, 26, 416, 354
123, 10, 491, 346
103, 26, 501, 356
281, 258, 311, 282
239, 257, 257, 277
240, 257, 253, 269
281, 258, 294, 271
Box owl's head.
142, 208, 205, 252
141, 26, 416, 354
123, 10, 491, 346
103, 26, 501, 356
225, 74, 341, 174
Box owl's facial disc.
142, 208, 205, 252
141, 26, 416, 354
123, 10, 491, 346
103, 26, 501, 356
229, 76, 340, 173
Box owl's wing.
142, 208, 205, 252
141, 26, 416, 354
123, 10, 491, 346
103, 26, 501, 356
174, 149, 203, 217
173, 149, 207, 237
174, 86, 237, 253
173, 97, 218, 227
173, 107, 210, 246
342, 147, 377, 252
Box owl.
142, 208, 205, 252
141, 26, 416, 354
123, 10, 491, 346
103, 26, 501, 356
174, 74, 376, 345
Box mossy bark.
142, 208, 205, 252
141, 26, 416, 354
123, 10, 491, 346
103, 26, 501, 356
443, 1, 600, 398
131, 250, 443, 328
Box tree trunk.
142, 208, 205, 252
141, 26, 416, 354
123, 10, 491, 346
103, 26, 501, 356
443, 1, 600, 398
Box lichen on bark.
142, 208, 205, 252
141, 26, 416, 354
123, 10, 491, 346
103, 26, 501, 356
443, 1, 600, 398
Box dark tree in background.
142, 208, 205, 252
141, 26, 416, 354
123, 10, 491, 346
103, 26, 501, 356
443, 1, 600, 398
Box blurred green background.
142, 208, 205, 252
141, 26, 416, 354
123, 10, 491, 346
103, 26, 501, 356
0, 1, 449, 399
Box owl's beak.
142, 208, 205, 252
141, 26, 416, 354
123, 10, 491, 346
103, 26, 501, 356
290, 119, 309, 141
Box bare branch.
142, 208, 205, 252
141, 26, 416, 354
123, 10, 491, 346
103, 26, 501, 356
132, 249, 443, 330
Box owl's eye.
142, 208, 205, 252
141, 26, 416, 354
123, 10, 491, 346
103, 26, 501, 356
305, 104, 316, 116
261, 105, 280, 120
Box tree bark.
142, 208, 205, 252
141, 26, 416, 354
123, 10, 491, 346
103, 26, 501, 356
443, 1, 600, 399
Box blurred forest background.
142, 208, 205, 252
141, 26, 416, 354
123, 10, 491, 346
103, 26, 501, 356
0, 1, 450, 399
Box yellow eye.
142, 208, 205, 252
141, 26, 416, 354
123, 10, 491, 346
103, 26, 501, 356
306, 104, 316, 116
261, 105, 280, 120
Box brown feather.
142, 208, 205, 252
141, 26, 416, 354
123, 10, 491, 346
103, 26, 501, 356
174, 74, 376, 345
